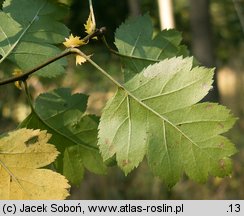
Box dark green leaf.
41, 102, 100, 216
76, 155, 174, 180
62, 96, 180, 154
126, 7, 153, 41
20, 88, 106, 185
0, 0, 69, 77
63, 146, 85, 186
115, 14, 189, 81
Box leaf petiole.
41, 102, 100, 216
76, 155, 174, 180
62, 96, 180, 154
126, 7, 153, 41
70, 48, 124, 89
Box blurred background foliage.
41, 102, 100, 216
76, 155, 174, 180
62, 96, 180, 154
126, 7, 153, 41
0, 0, 244, 199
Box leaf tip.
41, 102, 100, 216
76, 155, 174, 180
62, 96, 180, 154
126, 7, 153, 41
84, 11, 96, 35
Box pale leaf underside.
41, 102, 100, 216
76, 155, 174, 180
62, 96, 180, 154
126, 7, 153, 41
98, 57, 236, 186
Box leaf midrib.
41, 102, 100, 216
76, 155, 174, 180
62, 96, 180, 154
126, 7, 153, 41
162, 120, 173, 173
121, 90, 200, 176
0, 0, 47, 64
130, 31, 142, 56
26, 111, 98, 152
126, 96, 132, 163
126, 90, 223, 170
118, 30, 183, 64
0, 25, 11, 53
0, 159, 25, 192
123, 87, 199, 148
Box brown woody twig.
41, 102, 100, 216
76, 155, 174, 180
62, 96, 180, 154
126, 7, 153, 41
0, 27, 106, 86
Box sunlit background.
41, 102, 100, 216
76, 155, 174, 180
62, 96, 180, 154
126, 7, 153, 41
0, 0, 243, 199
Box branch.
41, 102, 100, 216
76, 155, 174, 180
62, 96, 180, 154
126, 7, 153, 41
0, 50, 72, 86
0, 28, 105, 86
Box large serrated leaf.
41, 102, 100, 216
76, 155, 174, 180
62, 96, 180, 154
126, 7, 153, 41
0, 0, 69, 77
115, 14, 189, 81
98, 57, 237, 187
20, 88, 106, 185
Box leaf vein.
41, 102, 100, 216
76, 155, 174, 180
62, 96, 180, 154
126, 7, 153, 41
130, 31, 142, 56
0, 0, 47, 64
126, 96, 132, 162
142, 75, 208, 102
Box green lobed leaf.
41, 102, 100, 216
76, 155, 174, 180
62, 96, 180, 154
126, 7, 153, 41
98, 57, 237, 187
115, 14, 189, 81
20, 88, 106, 185
0, 0, 69, 77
